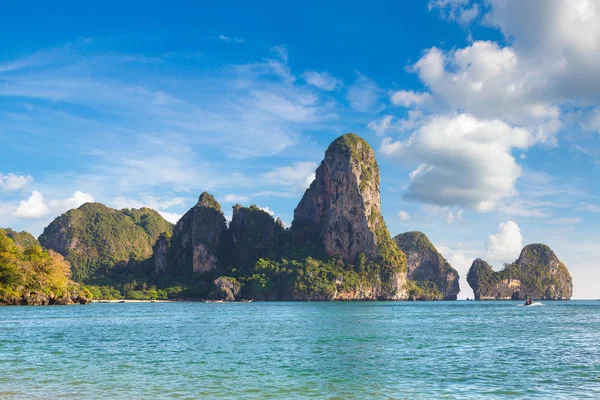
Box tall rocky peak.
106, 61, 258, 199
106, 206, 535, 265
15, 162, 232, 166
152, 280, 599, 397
293, 134, 402, 265
467, 244, 573, 300
159, 192, 227, 276
227, 204, 283, 273
292, 133, 407, 299
394, 231, 460, 300
197, 192, 222, 212
39, 203, 173, 281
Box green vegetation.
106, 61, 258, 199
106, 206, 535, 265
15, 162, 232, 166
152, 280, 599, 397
394, 231, 459, 300
39, 203, 173, 281
0, 230, 90, 305
467, 244, 573, 300
0, 228, 40, 249
371, 211, 407, 273
197, 192, 222, 212
406, 280, 443, 301
328, 133, 380, 194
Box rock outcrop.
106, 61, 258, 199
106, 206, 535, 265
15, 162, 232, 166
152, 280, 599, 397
467, 244, 573, 300
212, 277, 241, 301
153, 233, 169, 275
394, 231, 460, 300
228, 205, 283, 273
39, 203, 173, 281
292, 133, 407, 300
159, 192, 227, 277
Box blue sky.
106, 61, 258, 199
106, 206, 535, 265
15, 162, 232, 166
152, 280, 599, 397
1, 0, 600, 298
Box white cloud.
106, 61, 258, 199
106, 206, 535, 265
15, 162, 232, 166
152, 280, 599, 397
398, 211, 410, 221
14, 191, 48, 219
302, 70, 341, 91
157, 211, 182, 224
485, 220, 523, 263
0, 174, 33, 191
346, 73, 383, 112
424, 1, 600, 137
367, 115, 394, 136
14, 190, 94, 220
390, 90, 431, 108
436, 243, 478, 299
262, 161, 317, 192
409, 42, 562, 144
381, 114, 531, 211
258, 206, 275, 216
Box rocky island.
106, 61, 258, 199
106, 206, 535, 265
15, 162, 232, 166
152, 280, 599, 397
0, 134, 574, 304
394, 231, 460, 300
467, 244, 573, 300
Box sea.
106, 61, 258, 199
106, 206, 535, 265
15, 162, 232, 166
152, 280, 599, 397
1, 301, 599, 399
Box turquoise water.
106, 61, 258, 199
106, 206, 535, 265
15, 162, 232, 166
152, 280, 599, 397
1, 301, 599, 399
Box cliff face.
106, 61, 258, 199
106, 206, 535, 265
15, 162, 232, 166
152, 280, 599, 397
292, 133, 407, 300
159, 193, 227, 276
39, 203, 173, 281
394, 231, 460, 300
467, 244, 573, 300
228, 205, 283, 273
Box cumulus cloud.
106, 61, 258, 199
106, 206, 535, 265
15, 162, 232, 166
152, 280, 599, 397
262, 161, 317, 192
0, 173, 33, 191
409, 42, 561, 143
485, 220, 523, 262
157, 211, 182, 224
302, 70, 342, 91
14, 190, 93, 219
14, 191, 48, 219
381, 114, 531, 211
258, 206, 275, 216
427, 0, 600, 131
436, 243, 478, 298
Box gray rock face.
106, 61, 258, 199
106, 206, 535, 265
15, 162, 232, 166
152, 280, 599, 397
228, 205, 283, 272
467, 244, 573, 300
292, 134, 408, 300
394, 231, 460, 300
161, 192, 227, 276
212, 277, 241, 301
153, 233, 169, 275
293, 134, 380, 263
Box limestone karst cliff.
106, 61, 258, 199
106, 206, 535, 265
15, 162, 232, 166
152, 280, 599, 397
394, 231, 460, 300
292, 134, 408, 300
467, 244, 573, 300
155, 192, 227, 277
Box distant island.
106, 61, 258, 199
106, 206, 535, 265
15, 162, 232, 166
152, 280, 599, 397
467, 244, 572, 300
0, 134, 573, 305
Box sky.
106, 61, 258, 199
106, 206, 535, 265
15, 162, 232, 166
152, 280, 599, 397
1, 0, 600, 299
